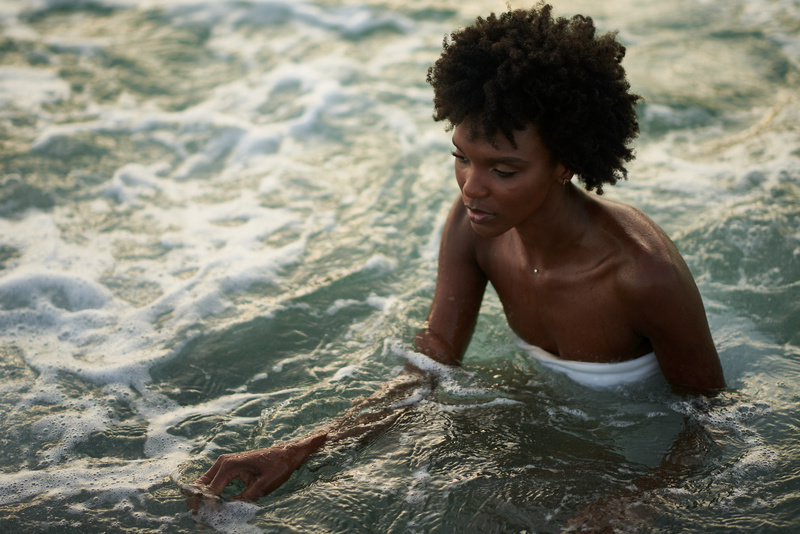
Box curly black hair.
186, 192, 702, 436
426, 3, 641, 194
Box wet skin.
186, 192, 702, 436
190, 120, 725, 506
416, 122, 725, 391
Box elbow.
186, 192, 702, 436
414, 328, 461, 366
669, 381, 726, 397
666, 369, 726, 397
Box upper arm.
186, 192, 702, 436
415, 197, 488, 365
627, 243, 725, 393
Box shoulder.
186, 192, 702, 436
597, 199, 689, 298
435, 195, 492, 287
593, 198, 700, 330
440, 196, 483, 261
420, 196, 489, 365
597, 199, 725, 392
442, 195, 472, 237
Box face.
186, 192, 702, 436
451, 122, 571, 237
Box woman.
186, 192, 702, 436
190, 2, 724, 507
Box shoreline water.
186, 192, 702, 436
1, 0, 799, 532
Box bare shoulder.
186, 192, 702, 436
418, 195, 488, 365
596, 197, 725, 392
440, 195, 496, 266
441, 195, 477, 245
597, 198, 690, 298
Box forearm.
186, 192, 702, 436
247, 367, 433, 466
325, 364, 433, 444
632, 414, 716, 492
191, 363, 434, 501
563, 414, 717, 531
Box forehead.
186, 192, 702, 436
452, 121, 549, 158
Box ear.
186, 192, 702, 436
554, 162, 574, 184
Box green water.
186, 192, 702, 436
1, 0, 799, 532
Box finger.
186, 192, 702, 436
207, 470, 240, 496
194, 457, 222, 487
186, 491, 201, 513
235, 476, 273, 502
206, 456, 252, 496
234, 461, 297, 502
193, 454, 243, 496
238, 470, 255, 486
232, 466, 289, 502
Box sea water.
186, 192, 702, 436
0, 0, 798, 532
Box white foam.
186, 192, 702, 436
547, 406, 591, 421
0, 134, 311, 515
0, 456, 181, 507
385, 341, 503, 404
672, 398, 778, 489
0, 0, 796, 527
190, 499, 261, 534
326, 299, 361, 315
361, 254, 397, 274
0, 66, 70, 108
386, 341, 454, 379
331, 365, 358, 381
365, 294, 395, 311
0, 270, 110, 312
433, 396, 522, 412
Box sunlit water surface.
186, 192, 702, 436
1, 0, 799, 532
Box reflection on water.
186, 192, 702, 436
1, 0, 799, 532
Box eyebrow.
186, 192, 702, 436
451, 140, 528, 165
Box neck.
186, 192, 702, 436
513, 182, 593, 269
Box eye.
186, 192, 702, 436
451, 151, 468, 164
493, 169, 516, 178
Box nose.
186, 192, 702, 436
459, 167, 489, 199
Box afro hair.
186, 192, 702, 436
426, 3, 641, 193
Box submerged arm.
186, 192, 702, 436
190, 198, 487, 502
563, 409, 718, 532
631, 233, 726, 393
189, 365, 433, 502
565, 239, 726, 530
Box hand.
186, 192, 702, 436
561, 493, 656, 533
189, 433, 327, 502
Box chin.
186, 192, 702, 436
469, 222, 511, 238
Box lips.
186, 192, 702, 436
465, 206, 496, 224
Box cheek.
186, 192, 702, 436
495, 184, 536, 214
454, 167, 465, 189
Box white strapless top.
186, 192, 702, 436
515, 338, 661, 388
